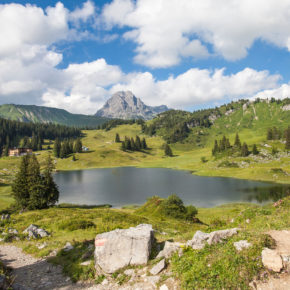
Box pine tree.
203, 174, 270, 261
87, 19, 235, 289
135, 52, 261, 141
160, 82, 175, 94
212, 140, 219, 155
241, 142, 249, 157
31, 133, 38, 151
124, 136, 131, 150
12, 155, 30, 209
115, 133, 121, 143
252, 144, 259, 155
225, 138, 231, 149
135, 136, 141, 151
141, 138, 147, 149
72, 154, 76, 161
74, 138, 82, 153
285, 127, 290, 150
42, 154, 59, 208
53, 138, 61, 158
59, 144, 66, 158
164, 144, 173, 157
121, 141, 126, 151
130, 138, 136, 151
267, 128, 273, 140
37, 139, 42, 151
234, 133, 241, 148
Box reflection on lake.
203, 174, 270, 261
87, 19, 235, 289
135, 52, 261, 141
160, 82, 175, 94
54, 167, 289, 208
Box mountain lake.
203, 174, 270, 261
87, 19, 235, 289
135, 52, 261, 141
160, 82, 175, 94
54, 167, 289, 208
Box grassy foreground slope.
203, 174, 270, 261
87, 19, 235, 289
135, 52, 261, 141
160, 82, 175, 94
0, 196, 289, 288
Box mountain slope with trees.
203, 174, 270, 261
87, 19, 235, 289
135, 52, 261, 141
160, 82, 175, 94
0, 104, 108, 128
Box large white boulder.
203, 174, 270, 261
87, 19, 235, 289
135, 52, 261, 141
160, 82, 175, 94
94, 224, 154, 274
156, 241, 184, 258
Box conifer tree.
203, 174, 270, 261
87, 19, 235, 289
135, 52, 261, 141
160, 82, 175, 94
121, 141, 126, 151
241, 142, 249, 157
37, 139, 42, 151
252, 144, 259, 155
74, 138, 82, 153
141, 137, 147, 149
212, 140, 219, 155
12, 155, 30, 208
115, 133, 121, 143
135, 136, 141, 151
42, 154, 59, 208
267, 128, 273, 140
285, 127, 290, 150
130, 138, 136, 151
27, 154, 45, 209
53, 138, 61, 158
124, 136, 131, 150
164, 144, 173, 157
234, 133, 241, 148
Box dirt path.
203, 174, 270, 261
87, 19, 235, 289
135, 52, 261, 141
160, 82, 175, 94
0, 244, 89, 289
254, 230, 290, 290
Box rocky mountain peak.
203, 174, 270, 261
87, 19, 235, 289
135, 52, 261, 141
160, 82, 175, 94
96, 91, 169, 120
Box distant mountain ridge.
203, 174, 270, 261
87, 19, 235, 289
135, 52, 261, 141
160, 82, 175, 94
96, 91, 169, 120
0, 104, 107, 128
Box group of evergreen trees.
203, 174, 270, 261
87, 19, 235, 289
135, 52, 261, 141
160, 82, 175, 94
53, 138, 82, 158
118, 135, 147, 151
12, 154, 59, 210
99, 119, 145, 131
267, 126, 290, 150
267, 127, 282, 141
0, 117, 81, 157
212, 133, 258, 157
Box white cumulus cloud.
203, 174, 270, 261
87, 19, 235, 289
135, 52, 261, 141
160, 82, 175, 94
102, 0, 290, 68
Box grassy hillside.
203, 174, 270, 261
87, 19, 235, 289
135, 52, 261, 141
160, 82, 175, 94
0, 104, 108, 128
0, 195, 289, 287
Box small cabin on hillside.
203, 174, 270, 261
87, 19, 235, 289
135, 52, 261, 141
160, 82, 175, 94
9, 148, 33, 157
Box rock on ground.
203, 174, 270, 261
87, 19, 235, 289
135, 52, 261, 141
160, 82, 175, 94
150, 259, 166, 275
234, 240, 252, 251
187, 228, 240, 249
156, 241, 184, 258
94, 224, 154, 274
262, 248, 283, 272
23, 224, 50, 239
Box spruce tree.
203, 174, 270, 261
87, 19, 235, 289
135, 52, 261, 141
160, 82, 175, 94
141, 138, 147, 149
267, 128, 273, 140
74, 138, 82, 153
124, 137, 131, 150
234, 133, 241, 148
121, 141, 126, 151
212, 140, 219, 155
27, 155, 45, 210
285, 127, 290, 150
115, 133, 121, 143
12, 155, 30, 209
42, 154, 59, 208
53, 138, 61, 158
135, 136, 141, 151
130, 138, 136, 151
164, 144, 173, 157
252, 144, 259, 155
59, 144, 66, 158
241, 142, 249, 157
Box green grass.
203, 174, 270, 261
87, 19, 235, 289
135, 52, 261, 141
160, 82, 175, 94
0, 196, 289, 287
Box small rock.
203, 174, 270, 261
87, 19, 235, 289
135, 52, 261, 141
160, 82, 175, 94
234, 240, 252, 251
147, 275, 160, 285
157, 241, 184, 258
124, 269, 135, 276
63, 242, 74, 252
37, 242, 47, 250
230, 218, 235, 223
246, 219, 250, 224
101, 278, 109, 286
36, 228, 49, 238
8, 228, 18, 235
262, 248, 283, 272
160, 285, 169, 290
80, 261, 91, 266
150, 259, 166, 275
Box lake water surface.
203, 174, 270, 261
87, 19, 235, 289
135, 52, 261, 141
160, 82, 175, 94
54, 167, 289, 207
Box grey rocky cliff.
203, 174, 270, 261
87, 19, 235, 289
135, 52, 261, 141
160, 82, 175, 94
96, 91, 169, 120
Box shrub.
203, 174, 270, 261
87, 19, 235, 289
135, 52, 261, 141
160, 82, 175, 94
160, 195, 198, 221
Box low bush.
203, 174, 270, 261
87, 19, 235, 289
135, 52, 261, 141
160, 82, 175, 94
57, 219, 96, 231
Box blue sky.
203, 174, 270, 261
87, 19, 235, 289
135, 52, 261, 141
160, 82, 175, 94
0, 0, 289, 114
